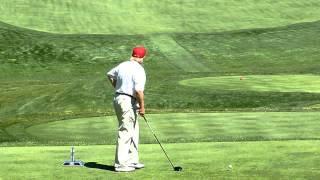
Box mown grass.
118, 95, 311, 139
1, 0, 320, 34
173, 21, 320, 74
3, 112, 318, 146
1, 19, 320, 144
1, 1, 320, 179
0, 141, 319, 179
180, 75, 320, 93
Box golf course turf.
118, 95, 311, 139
2, 0, 320, 34
18, 112, 320, 145
1, 141, 319, 179
1, 0, 320, 179
180, 75, 320, 93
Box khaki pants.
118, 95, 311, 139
113, 94, 140, 167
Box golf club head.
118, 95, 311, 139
174, 166, 183, 171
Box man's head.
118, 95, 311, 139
131, 46, 147, 64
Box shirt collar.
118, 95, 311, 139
130, 59, 143, 66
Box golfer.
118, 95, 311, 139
107, 46, 147, 172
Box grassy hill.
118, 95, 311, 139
1, 0, 320, 34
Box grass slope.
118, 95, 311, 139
149, 34, 210, 72
173, 21, 320, 74
1, 0, 320, 34
0, 141, 319, 179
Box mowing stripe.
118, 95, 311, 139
149, 34, 210, 72
19, 112, 320, 145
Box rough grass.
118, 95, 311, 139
1, 0, 320, 34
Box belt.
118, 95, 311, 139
115, 92, 136, 99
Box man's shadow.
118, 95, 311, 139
84, 162, 115, 172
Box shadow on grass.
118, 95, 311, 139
84, 162, 115, 172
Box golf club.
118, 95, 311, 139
142, 115, 182, 172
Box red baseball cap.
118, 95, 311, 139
132, 46, 147, 58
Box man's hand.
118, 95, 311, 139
138, 107, 145, 116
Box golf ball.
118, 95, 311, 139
228, 165, 232, 169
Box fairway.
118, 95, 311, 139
180, 75, 320, 93
0, 141, 319, 179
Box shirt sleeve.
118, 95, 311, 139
133, 69, 146, 92
107, 65, 118, 79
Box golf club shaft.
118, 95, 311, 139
142, 115, 175, 169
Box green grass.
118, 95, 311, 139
180, 75, 320, 93
149, 34, 210, 72
1, 20, 320, 143
172, 21, 320, 74
0, 141, 319, 179
1, 0, 320, 34
4, 112, 318, 145
1, 1, 320, 179
0, 112, 320, 146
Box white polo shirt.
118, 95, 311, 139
107, 60, 146, 97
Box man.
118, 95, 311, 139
107, 46, 147, 172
